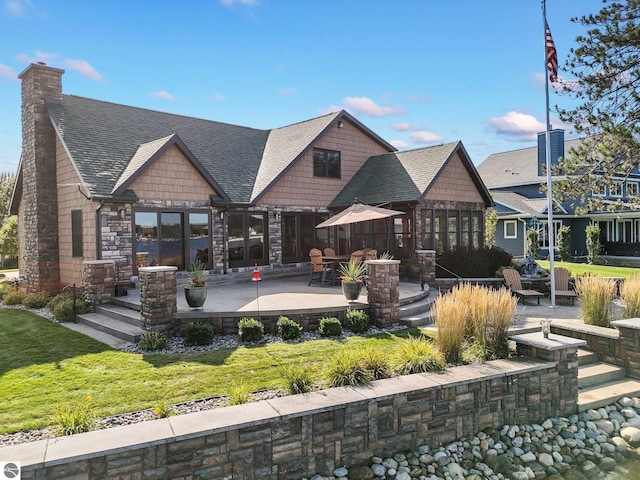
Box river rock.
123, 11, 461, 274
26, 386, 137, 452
333, 466, 348, 477
598, 456, 617, 472
621, 426, 640, 446
371, 463, 386, 477
538, 452, 554, 468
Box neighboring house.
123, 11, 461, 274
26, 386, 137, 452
477, 129, 640, 260
11, 63, 492, 294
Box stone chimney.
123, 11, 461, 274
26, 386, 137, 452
537, 129, 564, 177
18, 63, 63, 294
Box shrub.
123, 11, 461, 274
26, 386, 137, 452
51, 396, 95, 436
526, 228, 540, 259
139, 331, 169, 351
325, 348, 374, 387
22, 291, 51, 309
394, 336, 446, 374
226, 382, 254, 405
277, 316, 302, 340
436, 245, 512, 278
0, 283, 14, 301
282, 361, 316, 394
575, 275, 617, 327
2, 289, 23, 305
586, 224, 602, 264
557, 225, 571, 262
317, 317, 342, 337
345, 309, 369, 333
358, 345, 391, 380
623, 275, 640, 318
238, 317, 264, 342
184, 322, 214, 346
48, 295, 89, 322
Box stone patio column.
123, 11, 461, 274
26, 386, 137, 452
416, 249, 435, 287
138, 266, 177, 334
366, 259, 400, 328
511, 332, 586, 418
83, 260, 115, 307
612, 318, 640, 379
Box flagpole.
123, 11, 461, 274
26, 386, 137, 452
543, 0, 556, 307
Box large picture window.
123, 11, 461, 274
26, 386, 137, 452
313, 148, 341, 178
227, 211, 268, 267
134, 209, 211, 271
421, 208, 484, 253
282, 212, 328, 263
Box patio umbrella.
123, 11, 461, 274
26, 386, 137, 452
315, 203, 404, 228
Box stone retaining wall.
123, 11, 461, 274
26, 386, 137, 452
3, 334, 583, 480
550, 320, 622, 367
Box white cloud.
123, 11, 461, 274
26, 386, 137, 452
392, 122, 413, 132
0, 63, 17, 79
5, 0, 31, 16
279, 87, 297, 96
17, 51, 57, 65
488, 111, 545, 141
407, 94, 430, 104
318, 105, 343, 115
390, 140, 409, 150
64, 59, 104, 81
148, 90, 175, 101
206, 92, 225, 102
343, 96, 405, 117
410, 131, 444, 144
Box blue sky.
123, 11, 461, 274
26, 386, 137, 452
0, 0, 605, 173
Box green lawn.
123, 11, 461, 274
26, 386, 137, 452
536, 260, 640, 278
0, 308, 418, 435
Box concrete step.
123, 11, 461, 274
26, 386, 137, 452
399, 289, 437, 327
62, 322, 134, 349
76, 312, 143, 344
399, 311, 433, 328
578, 362, 626, 389
578, 379, 640, 412
577, 348, 599, 367
96, 304, 140, 327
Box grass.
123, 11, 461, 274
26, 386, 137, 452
536, 260, 638, 279
0, 308, 423, 435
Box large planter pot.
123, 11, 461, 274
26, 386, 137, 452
185, 286, 207, 309
407, 265, 421, 280
341, 280, 363, 301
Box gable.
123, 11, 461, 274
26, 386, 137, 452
423, 151, 485, 204
257, 117, 391, 207
129, 145, 219, 202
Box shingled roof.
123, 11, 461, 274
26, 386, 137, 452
330, 141, 492, 208
44, 96, 393, 204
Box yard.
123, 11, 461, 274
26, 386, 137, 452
0, 308, 419, 435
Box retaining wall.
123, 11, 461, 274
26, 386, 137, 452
1, 334, 584, 480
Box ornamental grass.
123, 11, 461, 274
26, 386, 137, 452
575, 275, 617, 327
622, 274, 640, 319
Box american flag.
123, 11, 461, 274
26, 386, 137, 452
545, 21, 558, 82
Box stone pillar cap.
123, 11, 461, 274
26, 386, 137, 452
139, 266, 178, 273
365, 259, 401, 265
510, 332, 586, 350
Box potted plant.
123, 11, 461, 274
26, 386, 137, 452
339, 259, 367, 301
184, 262, 207, 309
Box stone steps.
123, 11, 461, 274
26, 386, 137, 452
75, 310, 143, 346
577, 347, 640, 412
399, 288, 438, 327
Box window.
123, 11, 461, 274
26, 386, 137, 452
313, 148, 341, 178
71, 210, 83, 257
627, 182, 638, 197
610, 181, 623, 198
538, 220, 562, 248
504, 220, 517, 239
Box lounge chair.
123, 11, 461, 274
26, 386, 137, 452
554, 267, 577, 305
502, 268, 544, 305
308, 248, 334, 286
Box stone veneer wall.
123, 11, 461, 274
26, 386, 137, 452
83, 260, 115, 306
139, 266, 177, 333
5, 334, 583, 480
366, 259, 400, 327
612, 318, 640, 379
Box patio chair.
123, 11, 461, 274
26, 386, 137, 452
308, 248, 334, 287
502, 268, 544, 305
323, 247, 336, 257
350, 250, 364, 264
365, 249, 377, 260
554, 267, 577, 305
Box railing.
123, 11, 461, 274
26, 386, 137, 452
62, 281, 83, 323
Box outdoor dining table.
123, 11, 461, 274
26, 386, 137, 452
321, 255, 350, 284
